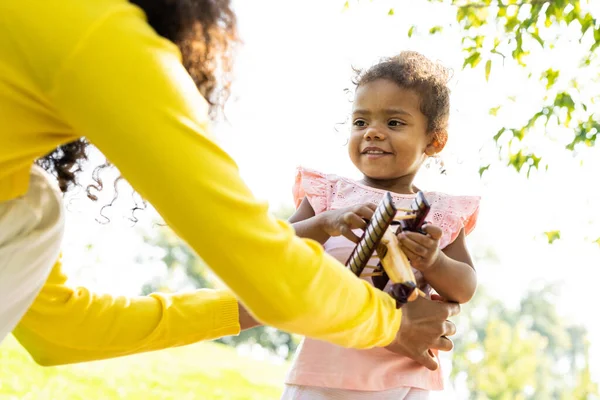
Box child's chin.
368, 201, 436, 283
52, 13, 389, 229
363, 171, 396, 181
361, 163, 395, 177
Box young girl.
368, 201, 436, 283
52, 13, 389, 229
282, 51, 481, 399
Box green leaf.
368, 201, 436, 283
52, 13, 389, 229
429, 26, 443, 35
388, 8, 394, 16
525, 110, 547, 130
507, 150, 541, 176
511, 31, 529, 66
505, 15, 519, 32
544, 230, 561, 244
463, 51, 482, 69
554, 92, 575, 110
493, 127, 506, 142
513, 128, 525, 141
530, 154, 541, 169
489, 105, 501, 116
528, 156, 541, 177
485, 59, 492, 81
493, 37, 501, 49
478, 164, 490, 178
566, 116, 600, 151
541, 69, 560, 90
545, 3, 562, 24
408, 25, 416, 38
497, 5, 506, 18
591, 28, 600, 51
472, 6, 489, 28
579, 14, 595, 35
457, 6, 468, 23
508, 150, 528, 172
530, 31, 544, 48
564, 6, 578, 25
474, 35, 485, 48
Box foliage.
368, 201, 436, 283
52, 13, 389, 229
354, 0, 600, 177
452, 284, 597, 398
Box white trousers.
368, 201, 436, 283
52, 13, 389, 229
281, 385, 430, 400
0, 165, 65, 343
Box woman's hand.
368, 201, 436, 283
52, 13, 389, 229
384, 296, 459, 370
238, 303, 261, 331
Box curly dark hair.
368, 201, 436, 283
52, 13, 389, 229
353, 51, 451, 148
37, 0, 238, 207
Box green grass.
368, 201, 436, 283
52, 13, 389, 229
0, 335, 288, 399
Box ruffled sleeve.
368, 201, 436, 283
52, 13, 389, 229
293, 167, 334, 214
426, 193, 481, 249
460, 196, 480, 237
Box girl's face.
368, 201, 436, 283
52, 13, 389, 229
348, 79, 436, 189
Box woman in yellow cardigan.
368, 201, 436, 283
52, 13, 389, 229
0, 0, 458, 370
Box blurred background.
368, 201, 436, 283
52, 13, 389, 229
1, 0, 599, 398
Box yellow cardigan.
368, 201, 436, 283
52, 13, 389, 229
0, 0, 401, 365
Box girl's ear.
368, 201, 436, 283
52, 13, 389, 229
425, 143, 438, 156
425, 131, 447, 156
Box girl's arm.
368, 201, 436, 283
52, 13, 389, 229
290, 198, 377, 244
289, 198, 330, 244
421, 229, 477, 304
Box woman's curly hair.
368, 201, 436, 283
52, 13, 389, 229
37, 0, 238, 213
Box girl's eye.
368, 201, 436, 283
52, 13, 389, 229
353, 119, 367, 127
388, 120, 405, 127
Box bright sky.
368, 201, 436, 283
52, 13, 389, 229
58, 0, 600, 393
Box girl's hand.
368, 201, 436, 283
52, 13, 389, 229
397, 224, 443, 271
318, 203, 377, 243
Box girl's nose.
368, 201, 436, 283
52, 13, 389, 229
363, 126, 385, 141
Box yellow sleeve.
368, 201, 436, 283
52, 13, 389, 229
48, 4, 401, 348
13, 258, 240, 366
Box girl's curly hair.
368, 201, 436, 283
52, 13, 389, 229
37, 0, 238, 214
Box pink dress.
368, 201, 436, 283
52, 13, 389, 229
282, 167, 480, 399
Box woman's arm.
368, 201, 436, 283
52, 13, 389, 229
13, 259, 246, 366
43, 3, 401, 349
